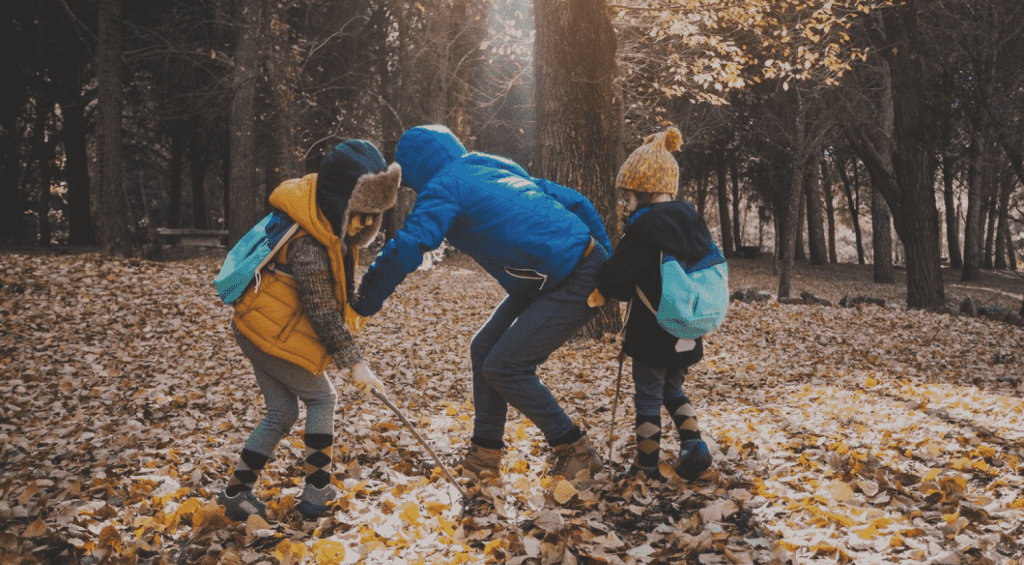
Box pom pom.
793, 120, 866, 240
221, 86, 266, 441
663, 127, 682, 152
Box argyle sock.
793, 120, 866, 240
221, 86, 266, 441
226, 449, 270, 496
634, 414, 661, 468
303, 433, 334, 489
666, 395, 701, 442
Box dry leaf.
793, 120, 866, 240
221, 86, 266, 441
22, 518, 47, 538
551, 479, 577, 504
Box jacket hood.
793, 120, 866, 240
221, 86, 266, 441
395, 125, 468, 193
628, 202, 724, 270
269, 174, 337, 249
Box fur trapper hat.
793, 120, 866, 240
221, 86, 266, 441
615, 127, 683, 195
316, 140, 401, 249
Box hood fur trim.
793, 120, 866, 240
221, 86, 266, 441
343, 162, 401, 248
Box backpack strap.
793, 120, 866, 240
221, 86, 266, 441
634, 251, 663, 316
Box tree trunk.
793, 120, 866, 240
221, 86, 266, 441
832, 152, 865, 264
777, 170, 803, 299
63, 102, 95, 245
381, 0, 406, 243
535, 0, 621, 336
188, 117, 208, 230
227, 0, 267, 245
942, 154, 962, 268
716, 157, 734, 256
95, 0, 134, 252
0, 5, 25, 244
777, 88, 804, 299
730, 160, 742, 246
266, 3, 301, 192
805, 157, 828, 265
168, 122, 184, 229
871, 188, 894, 283
0, 104, 22, 244
872, 58, 896, 283
983, 189, 996, 269
821, 159, 838, 263
963, 133, 985, 281
1005, 228, 1018, 271
33, 104, 57, 247
848, 3, 945, 309
880, 0, 944, 309
994, 172, 1012, 270
794, 188, 806, 262
695, 173, 708, 217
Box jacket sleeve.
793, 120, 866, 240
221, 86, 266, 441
287, 237, 364, 368
352, 184, 460, 316
533, 178, 613, 255
598, 233, 660, 301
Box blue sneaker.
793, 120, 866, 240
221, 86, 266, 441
295, 484, 338, 520
672, 439, 711, 481
218, 489, 267, 521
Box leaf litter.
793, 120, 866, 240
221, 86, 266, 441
0, 251, 1022, 564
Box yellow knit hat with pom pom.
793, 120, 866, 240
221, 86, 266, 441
615, 127, 683, 195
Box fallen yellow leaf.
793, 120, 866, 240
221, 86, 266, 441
551, 479, 577, 504
826, 479, 854, 502
855, 525, 879, 540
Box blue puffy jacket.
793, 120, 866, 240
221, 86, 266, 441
353, 125, 612, 316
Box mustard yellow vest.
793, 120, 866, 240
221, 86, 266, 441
232, 174, 365, 374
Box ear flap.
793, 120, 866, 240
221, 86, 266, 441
343, 162, 401, 248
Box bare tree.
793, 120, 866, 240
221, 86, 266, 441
830, 150, 866, 264
95, 0, 134, 251
715, 156, 734, 257
843, 2, 945, 309
941, 154, 963, 268
227, 0, 266, 245
805, 156, 828, 265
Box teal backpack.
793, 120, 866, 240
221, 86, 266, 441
214, 210, 299, 304
635, 251, 729, 340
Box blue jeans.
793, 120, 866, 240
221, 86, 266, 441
632, 361, 687, 419
470, 245, 608, 445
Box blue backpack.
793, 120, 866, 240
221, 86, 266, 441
635, 251, 729, 341
214, 210, 299, 304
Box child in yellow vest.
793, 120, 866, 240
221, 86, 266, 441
220, 140, 399, 520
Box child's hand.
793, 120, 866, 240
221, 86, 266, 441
350, 361, 387, 398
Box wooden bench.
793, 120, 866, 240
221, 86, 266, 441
153, 228, 228, 248
736, 245, 761, 259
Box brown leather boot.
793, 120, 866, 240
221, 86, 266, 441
551, 433, 603, 480
455, 443, 502, 479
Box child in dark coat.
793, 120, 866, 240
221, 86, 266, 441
598, 127, 720, 481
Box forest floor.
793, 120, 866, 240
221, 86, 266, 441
1, 249, 1023, 565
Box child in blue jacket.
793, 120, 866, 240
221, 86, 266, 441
598, 127, 719, 481
352, 125, 613, 483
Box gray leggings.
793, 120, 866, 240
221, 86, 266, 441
234, 329, 337, 456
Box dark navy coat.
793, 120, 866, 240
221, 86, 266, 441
598, 201, 723, 368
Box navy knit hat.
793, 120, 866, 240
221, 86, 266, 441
316, 140, 400, 241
